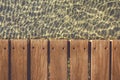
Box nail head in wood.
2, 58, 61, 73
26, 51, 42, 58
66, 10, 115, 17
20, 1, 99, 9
42, 47, 45, 50
52, 47, 54, 50
23, 47, 25, 49
105, 47, 107, 49
84, 47, 86, 50
32, 46, 34, 49
73, 47, 75, 50
4, 47, 6, 50
12, 47, 15, 49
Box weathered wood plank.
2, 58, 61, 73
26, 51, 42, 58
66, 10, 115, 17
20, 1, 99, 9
11, 40, 27, 80
0, 40, 8, 80
112, 40, 120, 80
70, 40, 88, 80
50, 40, 67, 80
31, 39, 48, 80
91, 40, 110, 80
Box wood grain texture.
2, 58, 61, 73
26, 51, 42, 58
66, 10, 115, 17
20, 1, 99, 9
91, 40, 110, 80
31, 39, 48, 80
112, 40, 120, 80
50, 40, 67, 80
11, 40, 27, 80
70, 40, 88, 80
0, 40, 8, 80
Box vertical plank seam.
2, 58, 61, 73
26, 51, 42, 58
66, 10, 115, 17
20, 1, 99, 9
88, 41, 91, 80
8, 39, 11, 80
27, 39, 31, 80
109, 41, 112, 80
67, 40, 70, 80
48, 39, 50, 80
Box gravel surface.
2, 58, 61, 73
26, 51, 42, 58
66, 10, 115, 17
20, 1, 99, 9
0, 0, 120, 39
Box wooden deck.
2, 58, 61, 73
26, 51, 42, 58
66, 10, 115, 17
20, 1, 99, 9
0, 39, 120, 80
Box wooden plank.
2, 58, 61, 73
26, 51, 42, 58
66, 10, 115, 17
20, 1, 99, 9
11, 40, 27, 80
0, 40, 8, 80
70, 40, 88, 80
31, 39, 48, 80
111, 40, 120, 80
50, 40, 67, 80
91, 40, 110, 80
